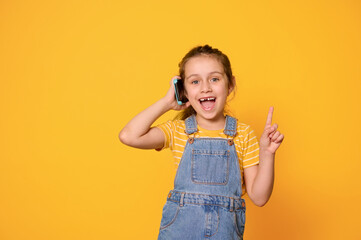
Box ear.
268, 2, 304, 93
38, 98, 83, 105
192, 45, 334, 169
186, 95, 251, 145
228, 76, 236, 95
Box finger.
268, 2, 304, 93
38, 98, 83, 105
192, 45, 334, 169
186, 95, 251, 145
169, 76, 182, 93
271, 131, 280, 141
170, 76, 181, 84
265, 106, 274, 127
274, 134, 284, 143
262, 126, 272, 137
267, 123, 278, 137
269, 131, 275, 139
271, 123, 278, 132
269, 130, 276, 138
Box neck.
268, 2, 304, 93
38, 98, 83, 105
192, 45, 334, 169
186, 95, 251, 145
196, 114, 226, 130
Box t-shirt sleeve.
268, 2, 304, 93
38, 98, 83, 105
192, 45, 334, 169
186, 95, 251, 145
242, 125, 260, 168
155, 120, 174, 151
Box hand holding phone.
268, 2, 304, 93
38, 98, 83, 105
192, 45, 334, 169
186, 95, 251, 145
173, 78, 188, 105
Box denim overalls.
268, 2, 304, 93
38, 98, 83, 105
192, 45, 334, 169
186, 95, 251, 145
158, 115, 246, 240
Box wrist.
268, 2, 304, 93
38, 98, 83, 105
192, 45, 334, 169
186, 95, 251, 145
159, 97, 173, 112
259, 149, 275, 159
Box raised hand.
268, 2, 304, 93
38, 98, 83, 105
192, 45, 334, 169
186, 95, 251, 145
259, 106, 284, 155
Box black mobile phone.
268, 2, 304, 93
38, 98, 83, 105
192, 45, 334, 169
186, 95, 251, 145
173, 78, 188, 105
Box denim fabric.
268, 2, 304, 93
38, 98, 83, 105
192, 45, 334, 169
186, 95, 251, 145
158, 115, 246, 240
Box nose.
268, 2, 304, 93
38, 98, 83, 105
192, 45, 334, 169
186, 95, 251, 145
201, 80, 212, 93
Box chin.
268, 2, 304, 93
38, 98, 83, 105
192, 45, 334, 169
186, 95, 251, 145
197, 111, 224, 121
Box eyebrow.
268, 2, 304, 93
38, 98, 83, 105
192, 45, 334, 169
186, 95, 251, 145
186, 71, 224, 80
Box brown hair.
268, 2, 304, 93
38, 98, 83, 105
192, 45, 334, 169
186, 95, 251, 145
175, 44, 236, 120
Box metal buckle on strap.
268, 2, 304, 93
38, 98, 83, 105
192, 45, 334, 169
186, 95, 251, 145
187, 132, 195, 144
229, 198, 234, 212
180, 192, 185, 207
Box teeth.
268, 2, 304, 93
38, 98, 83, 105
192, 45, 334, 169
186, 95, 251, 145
200, 98, 215, 102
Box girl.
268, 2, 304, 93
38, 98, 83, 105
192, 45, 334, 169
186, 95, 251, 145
119, 45, 284, 239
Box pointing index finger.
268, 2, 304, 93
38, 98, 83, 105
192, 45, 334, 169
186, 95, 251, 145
265, 106, 274, 127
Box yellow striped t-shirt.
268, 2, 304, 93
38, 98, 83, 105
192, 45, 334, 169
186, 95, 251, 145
156, 118, 260, 196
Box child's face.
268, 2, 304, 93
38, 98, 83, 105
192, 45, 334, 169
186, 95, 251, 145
184, 55, 233, 123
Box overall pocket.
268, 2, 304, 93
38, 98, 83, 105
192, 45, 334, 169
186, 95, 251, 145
234, 208, 246, 238
159, 201, 180, 230
191, 149, 229, 185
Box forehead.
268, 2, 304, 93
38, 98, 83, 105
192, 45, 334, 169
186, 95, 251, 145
184, 55, 224, 76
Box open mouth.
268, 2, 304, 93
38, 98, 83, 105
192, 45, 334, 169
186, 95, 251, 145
199, 97, 216, 111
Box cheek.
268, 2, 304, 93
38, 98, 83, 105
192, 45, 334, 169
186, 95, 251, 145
216, 85, 227, 94
184, 86, 194, 98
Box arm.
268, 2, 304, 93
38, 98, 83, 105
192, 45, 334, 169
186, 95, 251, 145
118, 77, 190, 149
244, 107, 284, 207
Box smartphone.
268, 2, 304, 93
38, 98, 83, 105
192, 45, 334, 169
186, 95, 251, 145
173, 78, 188, 105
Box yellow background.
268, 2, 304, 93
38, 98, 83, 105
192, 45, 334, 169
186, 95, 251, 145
1, 0, 360, 239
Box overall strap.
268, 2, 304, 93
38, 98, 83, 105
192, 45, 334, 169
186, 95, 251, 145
223, 115, 237, 137
184, 115, 198, 135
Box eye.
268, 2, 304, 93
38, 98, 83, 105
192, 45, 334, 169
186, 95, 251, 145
191, 80, 199, 84
210, 77, 219, 82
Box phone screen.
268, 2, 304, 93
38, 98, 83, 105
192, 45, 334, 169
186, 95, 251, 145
173, 79, 188, 105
